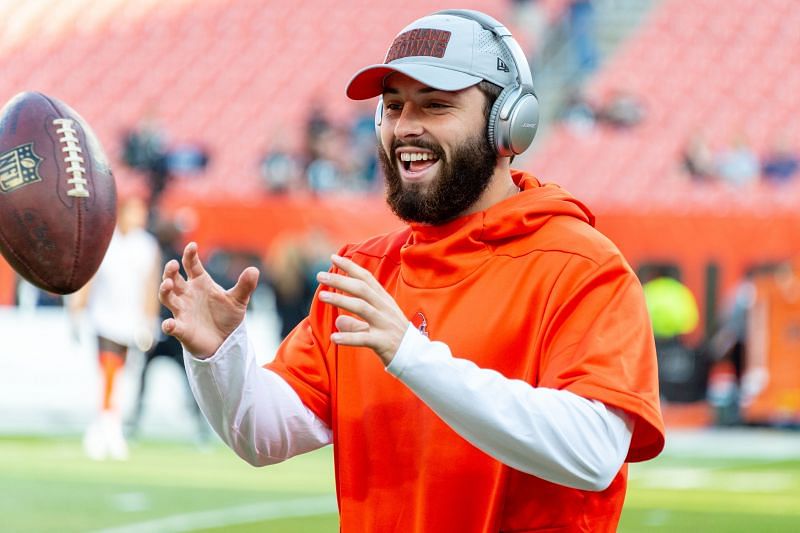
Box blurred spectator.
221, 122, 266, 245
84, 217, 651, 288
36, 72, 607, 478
121, 113, 171, 205
350, 101, 381, 190
264, 230, 334, 339
167, 142, 210, 176
742, 259, 800, 425
122, 112, 209, 206
259, 139, 303, 194
307, 128, 345, 192
596, 90, 645, 129
708, 271, 757, 423
304, 100, 333, 162
681, 132, 716, 181
717, 135, 759, 186
510, 0, 548, 64
567, 0, 598, 78
265, 238, 316, 339
761, 135, 799, 183
558, 86, 596, 135
307, 127, 370, 193
70, 195, 161, 460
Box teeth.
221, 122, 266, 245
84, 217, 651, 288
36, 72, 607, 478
399, 152, 437, 162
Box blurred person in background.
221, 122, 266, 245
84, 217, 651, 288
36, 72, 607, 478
708, 270, 757, 423
596, 89, 645, 129
509, 0, 548, 65
258, 137, 303, 194
717, 133, 759, 186
71, 194, 161, 460
761, 133, 799, 183
158, 10, 664, 531
742, 258, 800, 425
121, 111, 171, 206
265, 230, 335, 339
558, 85, 597, 135
122, 110, 209, 209
681, 132, 716, 182
566, 0, 598, 78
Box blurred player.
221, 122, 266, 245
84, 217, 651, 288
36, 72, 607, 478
71, 193, 161, 460
159, 10, 664, 531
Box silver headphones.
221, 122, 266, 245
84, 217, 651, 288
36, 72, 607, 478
374, 9, 539, 157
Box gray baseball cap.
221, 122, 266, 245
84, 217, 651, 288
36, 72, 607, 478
346, 13, 517, 100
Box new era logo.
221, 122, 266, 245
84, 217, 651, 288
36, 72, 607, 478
497, 58, 510, 72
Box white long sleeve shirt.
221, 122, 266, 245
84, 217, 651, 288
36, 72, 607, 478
185, 322, 633, 491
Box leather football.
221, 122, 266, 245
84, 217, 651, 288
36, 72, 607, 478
0, 92, 117, 294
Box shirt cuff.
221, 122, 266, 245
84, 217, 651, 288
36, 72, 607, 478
184, 321, 248, 365
386, 323, 428, 378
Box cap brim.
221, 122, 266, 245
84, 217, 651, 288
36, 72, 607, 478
346, 63, 483, 100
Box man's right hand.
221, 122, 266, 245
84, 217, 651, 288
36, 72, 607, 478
158, 242, 260, 359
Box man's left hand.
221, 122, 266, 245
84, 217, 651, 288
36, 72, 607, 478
317, 254, 410, 365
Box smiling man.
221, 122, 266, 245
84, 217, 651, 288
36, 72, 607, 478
158, 10, 665, 532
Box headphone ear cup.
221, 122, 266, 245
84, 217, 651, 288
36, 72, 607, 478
488, 87, 540, 157
374, 98, 383, 143
507, 92, 539, 155
487, 87, 515, 157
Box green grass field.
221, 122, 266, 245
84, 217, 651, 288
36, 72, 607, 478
1, 435, 799, 532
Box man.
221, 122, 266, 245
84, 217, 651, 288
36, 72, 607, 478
159, 10, 664, 531
72, 194, 161, 460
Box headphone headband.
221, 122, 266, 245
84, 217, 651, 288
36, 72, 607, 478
432, 9, 534, 90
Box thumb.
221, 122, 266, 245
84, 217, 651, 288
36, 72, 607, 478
228, 266, 260, 305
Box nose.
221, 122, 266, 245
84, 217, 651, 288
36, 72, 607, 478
393, 103, 424, 140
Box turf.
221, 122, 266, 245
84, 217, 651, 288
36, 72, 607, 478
2, 436, 799, 532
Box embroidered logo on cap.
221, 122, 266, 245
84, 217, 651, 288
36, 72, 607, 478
386, 29, 451, 63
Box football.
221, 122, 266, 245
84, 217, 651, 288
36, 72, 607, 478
0, 92, 117, 294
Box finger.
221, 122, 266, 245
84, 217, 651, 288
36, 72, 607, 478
330, 331, 373, 348
317, 271, 373, 301
330, 254, 386, 294
228, 266, 260, 306
182, 242, 207, 280
162, 317, 182, 339
158, 278, 182, 312
335, 314, 370, 333
319, 290, 377, 322
162, 259, 187, 295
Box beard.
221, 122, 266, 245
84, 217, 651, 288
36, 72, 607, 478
378, 130, 497, 225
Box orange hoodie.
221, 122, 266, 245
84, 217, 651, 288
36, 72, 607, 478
267, 170, 664, 532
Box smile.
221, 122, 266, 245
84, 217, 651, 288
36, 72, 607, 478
397, 150, 440, 173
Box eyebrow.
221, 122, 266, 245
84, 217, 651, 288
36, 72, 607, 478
383, 87, 449, 96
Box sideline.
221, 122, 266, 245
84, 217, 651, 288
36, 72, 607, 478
91, 495, 338, 533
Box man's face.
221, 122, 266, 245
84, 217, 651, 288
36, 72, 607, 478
378, 74, 497, 225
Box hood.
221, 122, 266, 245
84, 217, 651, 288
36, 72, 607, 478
399, 170, 594, 288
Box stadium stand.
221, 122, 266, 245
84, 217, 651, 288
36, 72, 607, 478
0, 0, 570, 200
531, 0, 800, 213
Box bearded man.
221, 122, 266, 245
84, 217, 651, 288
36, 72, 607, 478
158, 10, 664, 532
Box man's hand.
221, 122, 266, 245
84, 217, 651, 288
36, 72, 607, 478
317, 254, 409, 365
159, 242, 259, 358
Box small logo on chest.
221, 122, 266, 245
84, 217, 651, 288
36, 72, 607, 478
412, 311, 429, 337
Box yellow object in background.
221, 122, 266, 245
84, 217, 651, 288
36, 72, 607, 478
643, 276, 699, 338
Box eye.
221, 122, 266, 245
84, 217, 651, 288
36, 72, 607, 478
427, 102, 449, 109
384, 102, 403, 112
